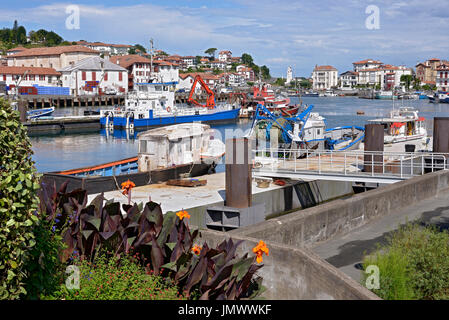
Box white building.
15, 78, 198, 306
181, 56, 196, 69
218, 50, 232, 63
153, 60, 179, 83
352, 59, 383, 72
312, 65, 338, 90
236, 65, 255, 82
59, 56, 128, 96
220, 72, 245, 87
339, 71, 358, 90
0, 66, 61, 92
77, 41, 132, 56
435, 63, 449, 92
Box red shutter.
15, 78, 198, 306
92, 72, 96, 81
82, 71, 86, 80
104, 72, 108, 81
119, 72, 123, 81
2, 75, 5, 81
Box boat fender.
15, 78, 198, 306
129, 122, 134, 130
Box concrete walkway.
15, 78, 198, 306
311, 189, 449, 283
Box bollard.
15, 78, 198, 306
364, 124, 384, 173
225, 138, 253, 208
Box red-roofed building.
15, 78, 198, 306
236, 65, 255, 82
312, 65, 338, 90
219, 72, 245, 87
110, 54, 152, 90
178, 72, 220, 92
352, 59, 383, 72
415, 58, 447, 85
218, 50, 232, 62
7, 45, 100, 69
436, 62, 449, 91
0, 66, 61, 93
339, 71, 358, 90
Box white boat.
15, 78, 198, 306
137, 123, 225, 171
367, 107, 428, 147
323, 90, 337, 97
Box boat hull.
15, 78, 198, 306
100, 108, 241, 129
42, 159, 219, 195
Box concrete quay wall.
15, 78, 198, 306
229, 169, 449, 248
188, 180, 353, 228
199, 229, 380, 300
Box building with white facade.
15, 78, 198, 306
59, 56, 128, 96
339, 71, 358, 90
218, 50, 232, 63
236, 65, 255, 82
219, 72, 245, 87
0, 66, 61, 91
77, 41, 132, 56
312, 65, 338, 90
436, 63, 449, 92
7, 45, 100, 69
178, 73, 220, 92
181, 56, 196, 69
352, 59, 383, 72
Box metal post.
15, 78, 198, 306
318, 152, 321, 174
344, 153, 347, 175
400, 157, 403, 178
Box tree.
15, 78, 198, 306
134, 44, 147, 53
16, 26, 26, 44
45, 31, 62, 46
204, 48, 217, 59
241, 53, 254, 66
400, 74, 413, 90
260, 65, 270, 79
128, 47, 136, 54
0, 99, 41, 299
300, 79, 312, 89
274, 78, 286, 86
195, 56, 202, 65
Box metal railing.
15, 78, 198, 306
252, 148, 448, 181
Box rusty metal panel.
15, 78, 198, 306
225, 138, 253, 208
364, 124, 384, 173
433, 117, 449, 153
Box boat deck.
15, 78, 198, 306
87, 171, 290, 214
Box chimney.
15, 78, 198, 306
104, 52, 110, 61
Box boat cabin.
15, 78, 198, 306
137, 123, 217, 171
368, 108, 426, 143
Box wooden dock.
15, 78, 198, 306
24, 115, 101, 135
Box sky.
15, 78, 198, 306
0, 0, 448, 77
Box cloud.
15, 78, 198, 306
0, 1, 448, 76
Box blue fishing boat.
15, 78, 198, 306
100, 79, 240, 129
27, 107, 55, 119
248, 103, 364, 152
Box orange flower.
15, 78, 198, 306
191, 244, 202, 255
252, 240, 269, 264
176, 210, 190, 220
121, 180, 136, 195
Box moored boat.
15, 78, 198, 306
42, 123, 225, 194
367, 107, 428, 148
100, 79, 240, 130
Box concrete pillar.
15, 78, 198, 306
18, 100, 27, 122
433, 117, 449, 153
225, 138, 253, 208
364, 124, 384, 173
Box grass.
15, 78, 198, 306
43, 254, 187, 300
361, 223, 449, 300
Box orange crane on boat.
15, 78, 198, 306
187, 75, 215, 109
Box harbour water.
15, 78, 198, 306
30, 96, 449, 173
